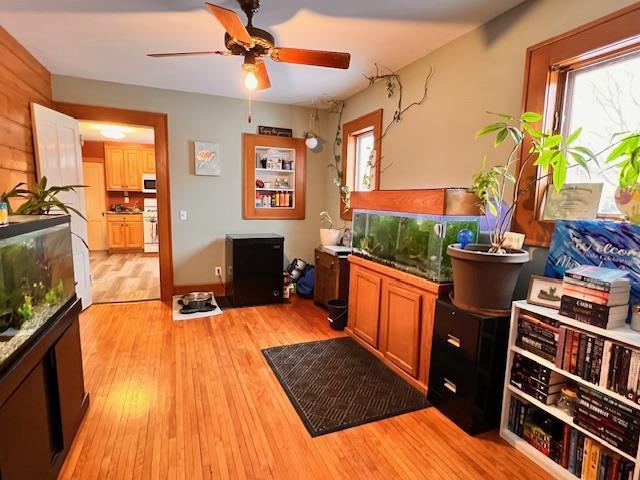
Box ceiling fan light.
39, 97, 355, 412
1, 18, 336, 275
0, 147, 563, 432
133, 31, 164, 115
244, 70, 258, 91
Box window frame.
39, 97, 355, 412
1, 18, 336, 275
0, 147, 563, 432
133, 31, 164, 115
513, 3, 640, 247
341, 109, 383, 220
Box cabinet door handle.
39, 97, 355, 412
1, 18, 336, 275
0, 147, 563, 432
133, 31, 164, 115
443, 378, 457, 394
446, 334, 461, 348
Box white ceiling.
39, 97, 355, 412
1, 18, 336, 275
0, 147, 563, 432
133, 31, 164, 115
0, 0, 524, 105
79, 121, 155, 144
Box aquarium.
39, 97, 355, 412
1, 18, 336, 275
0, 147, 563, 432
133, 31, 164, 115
0, 215, 75, 371
351, 209, 482, 283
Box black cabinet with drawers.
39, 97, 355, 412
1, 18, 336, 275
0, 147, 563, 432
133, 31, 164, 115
428, 299, 509, 435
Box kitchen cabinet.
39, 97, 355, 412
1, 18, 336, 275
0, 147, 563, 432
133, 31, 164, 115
104, 145, 126, 190
381, 282, 422, 377
124, 148, 142, 190
142, 148, 156, 173
313, 247, 350, 308
107, 214, 143, 251
346, 255, 451, 393
104, 143, 148, 191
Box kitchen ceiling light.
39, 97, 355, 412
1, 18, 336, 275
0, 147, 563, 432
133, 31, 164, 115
99, 126, 128, 140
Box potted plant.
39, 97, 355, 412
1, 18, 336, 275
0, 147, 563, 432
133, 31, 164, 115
447, 112, 598, 315
319, 211, 342, 246
1, 176, 86, 218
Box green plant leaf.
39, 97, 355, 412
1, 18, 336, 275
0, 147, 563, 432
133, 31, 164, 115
552, 153, 568, 191
494, 128, 508, 147
520, 112, 542, 123
475, 123, 505, 139
565, 127, 582, 147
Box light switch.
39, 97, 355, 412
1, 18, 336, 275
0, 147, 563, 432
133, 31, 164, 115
179, 210, 188, 221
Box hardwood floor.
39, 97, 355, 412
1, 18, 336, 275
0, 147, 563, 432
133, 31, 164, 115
90, 251, 160, 303
60, 297, 552, 480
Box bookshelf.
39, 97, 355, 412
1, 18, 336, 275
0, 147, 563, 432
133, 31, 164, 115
500, 300, 640, 480
242, 133, 306, 220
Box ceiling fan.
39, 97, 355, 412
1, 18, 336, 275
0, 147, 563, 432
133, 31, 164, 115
148, 1, 351, 91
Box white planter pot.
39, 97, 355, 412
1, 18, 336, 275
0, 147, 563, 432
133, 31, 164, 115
320, 228, 341, 246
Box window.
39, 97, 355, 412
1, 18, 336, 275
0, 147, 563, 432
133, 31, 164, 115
561, 50, 640, 215
354, 130, 375, 191
513, 3, 640, 246
341, 109, 383, 219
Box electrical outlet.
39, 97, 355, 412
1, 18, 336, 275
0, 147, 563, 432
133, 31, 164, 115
124, 195, 129, 204
179, 210, 188, 221
215, 266, 222, 277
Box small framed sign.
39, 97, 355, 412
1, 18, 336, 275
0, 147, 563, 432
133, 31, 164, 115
541, 183, 603, 221
258, 126, 292, 137
527, 275, 563, 310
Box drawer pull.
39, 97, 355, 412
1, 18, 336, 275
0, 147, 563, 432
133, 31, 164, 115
443, 378, 457, 394
446, 334, 461, 348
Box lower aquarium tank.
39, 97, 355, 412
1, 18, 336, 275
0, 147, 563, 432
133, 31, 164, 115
0, 215, 75, 371
351, 209, 482, 283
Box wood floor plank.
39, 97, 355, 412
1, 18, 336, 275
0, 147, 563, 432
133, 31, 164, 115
60, 297, 553, 480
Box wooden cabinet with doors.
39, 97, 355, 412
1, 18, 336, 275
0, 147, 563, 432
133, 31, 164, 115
314, 247, 350, 308
349, 265, 382, 348
381, 282, 423, 378
104, 143, 150, 191
346, 255, 451, 393
142, 147, 156, 173
107, 214, 143, 252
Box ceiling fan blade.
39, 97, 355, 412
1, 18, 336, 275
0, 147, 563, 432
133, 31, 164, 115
271, 48, 351, 69
147, 50, 230, 58
255, 59, 271, 90
205, 2, 253, 46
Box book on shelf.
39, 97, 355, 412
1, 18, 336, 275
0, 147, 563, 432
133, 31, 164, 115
576, 386, 640, 457
565, 266, 631, 290
562, 286, 631, 307
552, 322, 640, 401
511, 353, 565, 404
563, 275, 631, 294
507, 396, 635, 478
517, 313, 559, 362
560, 297, 630, 329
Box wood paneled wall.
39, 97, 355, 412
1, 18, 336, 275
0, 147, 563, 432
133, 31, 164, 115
0, 26, 51, 194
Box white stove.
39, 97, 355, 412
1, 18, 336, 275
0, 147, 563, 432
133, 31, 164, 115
143, 198, 159, 253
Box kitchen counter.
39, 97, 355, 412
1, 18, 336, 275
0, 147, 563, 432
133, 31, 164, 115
106, 211, 142, 215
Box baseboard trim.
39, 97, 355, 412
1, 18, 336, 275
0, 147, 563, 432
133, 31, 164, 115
173, 283, 226, 297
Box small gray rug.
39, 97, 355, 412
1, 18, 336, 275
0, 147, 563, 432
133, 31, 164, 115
262, 337, 431, 436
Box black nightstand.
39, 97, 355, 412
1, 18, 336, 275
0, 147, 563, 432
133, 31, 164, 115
428, 299, 510, 435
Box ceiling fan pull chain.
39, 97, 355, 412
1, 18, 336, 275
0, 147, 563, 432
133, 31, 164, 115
248, 93, 252, 124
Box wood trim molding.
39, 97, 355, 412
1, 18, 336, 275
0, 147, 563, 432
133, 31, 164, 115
514, 3, 640, 247
174, 283, 226, 297
341, 109, 383, 220
242, 133, 306, 220
348, 255, 452, 296
54, 102, 174, 302
350, 189, 446, 215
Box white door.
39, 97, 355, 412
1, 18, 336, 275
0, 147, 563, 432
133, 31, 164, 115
83, 162, 108, 251
31, 103, 92, 310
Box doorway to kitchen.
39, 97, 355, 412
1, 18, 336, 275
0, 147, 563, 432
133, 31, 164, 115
55, 102, 173, 302
79, 121, 160, 303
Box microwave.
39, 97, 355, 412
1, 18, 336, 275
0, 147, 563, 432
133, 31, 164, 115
142, 173, 157, 193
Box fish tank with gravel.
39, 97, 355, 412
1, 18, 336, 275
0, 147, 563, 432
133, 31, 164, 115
351, 209, 482, 283
0, 215, 75, 372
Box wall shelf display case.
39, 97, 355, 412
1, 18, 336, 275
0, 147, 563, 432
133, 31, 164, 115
243, 133, 306, 220
500, 300, 640, 479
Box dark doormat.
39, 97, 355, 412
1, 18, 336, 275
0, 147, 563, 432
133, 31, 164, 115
262, 336, 431, 437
